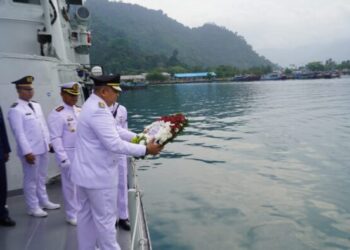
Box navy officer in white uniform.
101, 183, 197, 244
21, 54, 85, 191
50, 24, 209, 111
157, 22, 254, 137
111, 95, 131, 231
47, 82, 81, 225
71, 74, 163, 250
7, 76, 60, 217
0, 105, 16, 226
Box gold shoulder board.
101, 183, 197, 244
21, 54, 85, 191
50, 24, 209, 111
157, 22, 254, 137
56, 106, 64, 112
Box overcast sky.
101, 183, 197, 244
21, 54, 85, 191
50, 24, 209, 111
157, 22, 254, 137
117, 0, 350, 67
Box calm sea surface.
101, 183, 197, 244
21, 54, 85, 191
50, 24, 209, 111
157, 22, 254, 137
121, 78, 350, 250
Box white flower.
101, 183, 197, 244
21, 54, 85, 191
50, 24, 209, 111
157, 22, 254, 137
140, 120, 173, 145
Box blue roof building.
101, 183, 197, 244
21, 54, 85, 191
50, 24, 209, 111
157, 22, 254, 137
174, 72, 216, 78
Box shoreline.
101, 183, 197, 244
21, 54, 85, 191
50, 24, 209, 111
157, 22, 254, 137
148, 74, 349, 85
149, 78, 233, 85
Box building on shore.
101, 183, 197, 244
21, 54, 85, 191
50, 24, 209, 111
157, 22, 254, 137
173, 72, 216, 82
121, 74, 146, 83
120, 74, 148, 89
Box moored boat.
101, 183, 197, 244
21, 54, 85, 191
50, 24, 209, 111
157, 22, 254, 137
232, 74, 260, 82
260, 72, 284, 80
121, 81, 148, 90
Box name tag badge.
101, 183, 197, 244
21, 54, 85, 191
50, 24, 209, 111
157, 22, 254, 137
67, 122, 76, 132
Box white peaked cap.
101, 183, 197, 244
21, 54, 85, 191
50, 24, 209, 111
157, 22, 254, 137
91, 66, 103, 76
60, 81, 81, 95
60, 81, 81, 88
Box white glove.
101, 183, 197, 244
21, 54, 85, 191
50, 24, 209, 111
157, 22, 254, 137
60, 159, 71, 168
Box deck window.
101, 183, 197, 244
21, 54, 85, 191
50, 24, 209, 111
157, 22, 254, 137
13, 0, 40, 5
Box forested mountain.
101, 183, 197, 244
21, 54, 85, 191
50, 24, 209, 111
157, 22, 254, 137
86, 0, 273, 73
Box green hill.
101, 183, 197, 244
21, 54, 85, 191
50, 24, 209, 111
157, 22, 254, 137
86, 0, 273, 73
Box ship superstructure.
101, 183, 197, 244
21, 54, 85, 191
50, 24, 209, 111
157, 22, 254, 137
0, 2, 152, 249
0, 0, 91, 191
0, 0, 152, 249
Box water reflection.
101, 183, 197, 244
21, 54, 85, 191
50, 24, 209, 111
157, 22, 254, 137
186, 158, 226, 165
121, 79, 350, 250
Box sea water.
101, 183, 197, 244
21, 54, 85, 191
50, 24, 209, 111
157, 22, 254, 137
122, 78, 350, 250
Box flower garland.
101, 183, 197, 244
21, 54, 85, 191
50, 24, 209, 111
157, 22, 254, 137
131, 113, 188, 146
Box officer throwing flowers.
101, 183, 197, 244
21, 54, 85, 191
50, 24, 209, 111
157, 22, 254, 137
70, 74, 163, 250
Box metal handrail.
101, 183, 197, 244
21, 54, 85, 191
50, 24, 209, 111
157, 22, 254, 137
130, 190, 147, 250
128, 158, 152, 250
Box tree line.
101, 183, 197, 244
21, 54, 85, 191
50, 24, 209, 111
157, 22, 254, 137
86, 0, 273, 75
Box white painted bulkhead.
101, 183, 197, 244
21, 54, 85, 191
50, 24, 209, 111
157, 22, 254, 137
0, 0, 91, 191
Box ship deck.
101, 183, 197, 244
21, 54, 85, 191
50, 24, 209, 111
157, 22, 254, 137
0, 179, 131, 250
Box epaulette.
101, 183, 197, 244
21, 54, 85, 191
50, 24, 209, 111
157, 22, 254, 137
56, 106, 64, 112
31, 100, 37, 103
98, 102, 105, 108
10, 102, 18, 108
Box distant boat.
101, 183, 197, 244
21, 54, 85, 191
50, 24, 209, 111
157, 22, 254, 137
261, 72, 285, 80
121, 81, 148, 90
232, 74, 260, 82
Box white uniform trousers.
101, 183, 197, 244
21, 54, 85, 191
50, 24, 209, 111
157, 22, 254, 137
77, 186, 120, 250
20, 153, 50, 211
117, 155, 128, 220
60, 149, 78, 220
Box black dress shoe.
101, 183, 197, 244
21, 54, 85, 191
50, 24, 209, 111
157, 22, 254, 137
0, 217, 16, 227
118, 219, 131, 231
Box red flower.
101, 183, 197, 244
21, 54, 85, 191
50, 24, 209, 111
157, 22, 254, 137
157, 113, 188, 140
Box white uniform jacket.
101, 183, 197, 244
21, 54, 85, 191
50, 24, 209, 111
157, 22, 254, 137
113, 103, 128, 129
112, 103, 135, 139
47, 103, 81, 166
71, 93, 146, 189
7, 99, 50, 156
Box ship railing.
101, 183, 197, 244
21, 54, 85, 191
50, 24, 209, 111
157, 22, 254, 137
128, 158, 152, 250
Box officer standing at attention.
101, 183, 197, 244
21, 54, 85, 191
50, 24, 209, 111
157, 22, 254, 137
7, 76, 60, 217
111, 94, 131, 231
71, 74, 163, 250
0, 105, 16, 227
47, 82, 81, 226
